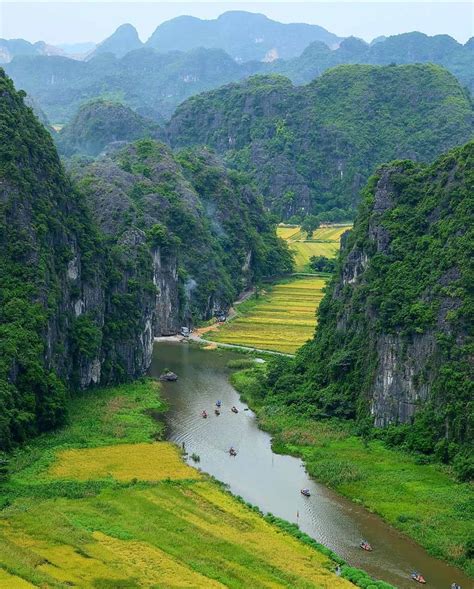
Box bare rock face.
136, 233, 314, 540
153, 246, 179, 336
370, 333, 434, 426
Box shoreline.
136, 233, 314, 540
229, 366, 474, 581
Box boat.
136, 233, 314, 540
300, 488, 311, 497
201, 410, 208, 418
229, 447, 237, 456
214, 409, 220, 416
451, 584, 461, 589
231, 406, 239, 414
411, 572, 426, 584
359, 541, 373, 552
159, 370, 178, 382
216, 400, 222, 407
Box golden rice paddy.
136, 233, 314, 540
0, 380, 354, 588
277, 224, 351, 272
209, 277, 326, 353
0, 482, 353, 589
48, 442, 200, 482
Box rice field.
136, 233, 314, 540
277, 224, 351, 272
0, 380, 354, 589
209, 277, 326, 353
48, 442, 200, 482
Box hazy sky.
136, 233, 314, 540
1, 1, 472, 45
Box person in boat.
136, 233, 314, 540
231, 406, 238, 413
451, 584, 461, 589
360, 540, 372, 551
229, 447, 237, 456
216, 400, 222, 407
201, 410, 207, 418
300, 488, 310, 496
411, 572, 426, 584
214, 408, 220, 416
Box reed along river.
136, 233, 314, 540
151, 342, 471, 589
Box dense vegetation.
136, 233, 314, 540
5, 28, 473, 125
274, 32, 474, 92
56, 98, 162, 156
241, 141, 473, 477
0, 69, 103, 449
5, 47, 256, 122
72, 140, 292, 323
0, 70, 291, 451
168, 64, 473, 218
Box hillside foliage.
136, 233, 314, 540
56, 98, 162, 156
247, 141, 474, 476
0, 70, 291, 451
168, 64, 473, 219
4, 29, 473, 124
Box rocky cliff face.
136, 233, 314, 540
293, 142, 472, 458
71, 140, 292, 327
0, 72, 174, 448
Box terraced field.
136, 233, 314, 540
277, 224, 351, 272
209, 277, 326, 353
0, 380, 354, 589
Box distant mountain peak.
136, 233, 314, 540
339, 36, 368, 52
91, 22, 143, 59
146, 10, 342, 61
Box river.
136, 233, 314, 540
151, 342, 471, 589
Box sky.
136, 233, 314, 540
1, 1, 472, 46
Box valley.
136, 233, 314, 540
204, 223, 347, 353
0, 7, 473, 588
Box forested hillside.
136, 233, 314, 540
168, 64, 473, 219
274, 32, 474, 92
71, 141, 292, 323
0, 70, 289, 450
4, 29, 472, 125
255, 140, 473, 475
5, 47, 259, 122
56, 99, 163, 156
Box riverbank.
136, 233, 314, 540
0, 378, 391, 588
231, 368, 474, 579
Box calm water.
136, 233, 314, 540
151, 342, 472, 589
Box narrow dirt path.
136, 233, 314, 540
188, 333, 294, 357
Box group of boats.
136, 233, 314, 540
200, 401, 239, 456
196, 402, 461, 588
201, 401, 239, 419
300, 488, 458, 586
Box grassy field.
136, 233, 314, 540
277, 224, 351, 272
208, 277, 326, 354
232, 369, 474, 578
0, 379, 368, 589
